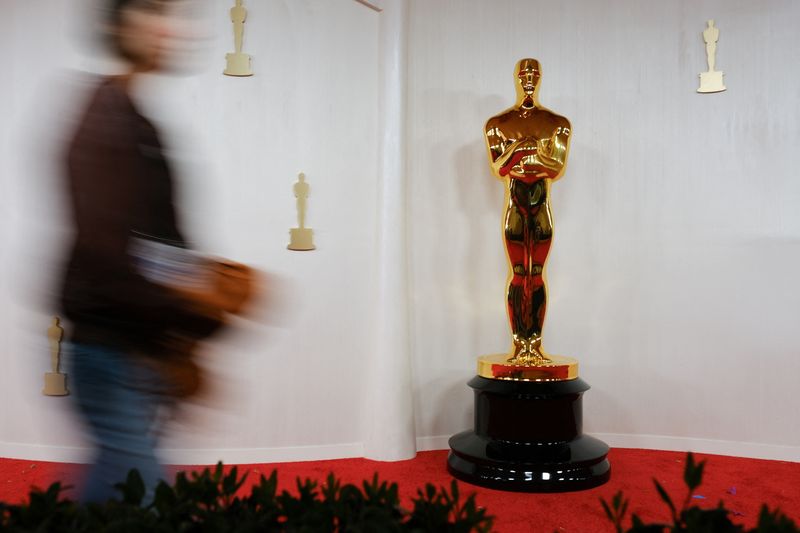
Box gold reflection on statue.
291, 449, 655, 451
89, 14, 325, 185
479, 58, 577, 380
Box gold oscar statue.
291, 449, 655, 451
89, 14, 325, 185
698, 20, 726, 93
448, 59, 609, 492
224, 0, 253, 77
43, 317, 69, 396
478, 58, 577, 381
288, 172, 315, 251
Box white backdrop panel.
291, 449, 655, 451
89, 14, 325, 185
0, 0, 381, 464
407, 0, 800, 460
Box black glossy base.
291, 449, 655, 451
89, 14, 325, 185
447, 376, 610, 492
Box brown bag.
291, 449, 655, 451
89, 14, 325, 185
211, 260, 254, 314
149, 259, 256, 398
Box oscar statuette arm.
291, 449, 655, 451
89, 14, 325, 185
534, 123, 571, 180
485, 123, 538, 178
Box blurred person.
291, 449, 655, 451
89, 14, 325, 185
58, 0, 252, 503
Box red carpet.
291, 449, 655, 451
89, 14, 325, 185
2, 448, 799, 532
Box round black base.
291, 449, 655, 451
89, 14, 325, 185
447, 376, 610, 492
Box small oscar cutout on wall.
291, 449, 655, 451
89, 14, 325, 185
288, 172, 315, 251
698, 20, 726, 93
43, 317, 68, 396
224, 0, 253, 76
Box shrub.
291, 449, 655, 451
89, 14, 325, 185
0, 463, 493, 532
601, 452, 799, 533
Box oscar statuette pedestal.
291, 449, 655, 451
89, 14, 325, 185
224, 53, 253, 77
698, 71, 725, 93
288, 228, 315, 251
447, 373, 610, 492
43, 372, 68, 396
448, 58, 609, 492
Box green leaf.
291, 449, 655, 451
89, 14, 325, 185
152, 481, 176, 512
212, 461, 224, 483
221, 465, 247, 498
601, 498, 615, 521
114, 469, 146, 506
756, 504, 800, 532
683, 452, 706, 492
600, 491, 629, 533
653, 480, 677, 521
681, 506, 739, 532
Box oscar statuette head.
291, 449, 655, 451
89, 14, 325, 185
515, 58, 541, 108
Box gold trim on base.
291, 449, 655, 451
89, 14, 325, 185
477, 354, 578, 382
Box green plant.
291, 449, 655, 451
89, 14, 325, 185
0, 463, 493, 532
600, 452, 799, 533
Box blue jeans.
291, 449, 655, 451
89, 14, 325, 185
68, 342, 167, 503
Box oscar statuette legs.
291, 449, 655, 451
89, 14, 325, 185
447, 376, 609, 492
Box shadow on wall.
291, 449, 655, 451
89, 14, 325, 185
424, 375, 474, 442
408, 88, 507, 356
452, 93, 507, 358
408, 89, 507, 439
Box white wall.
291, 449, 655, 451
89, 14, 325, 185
0, 0, 382, 463
407, 0, 800, 460
2, 0, 800, 465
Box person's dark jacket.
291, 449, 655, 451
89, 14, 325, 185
60, 77, 216, 353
